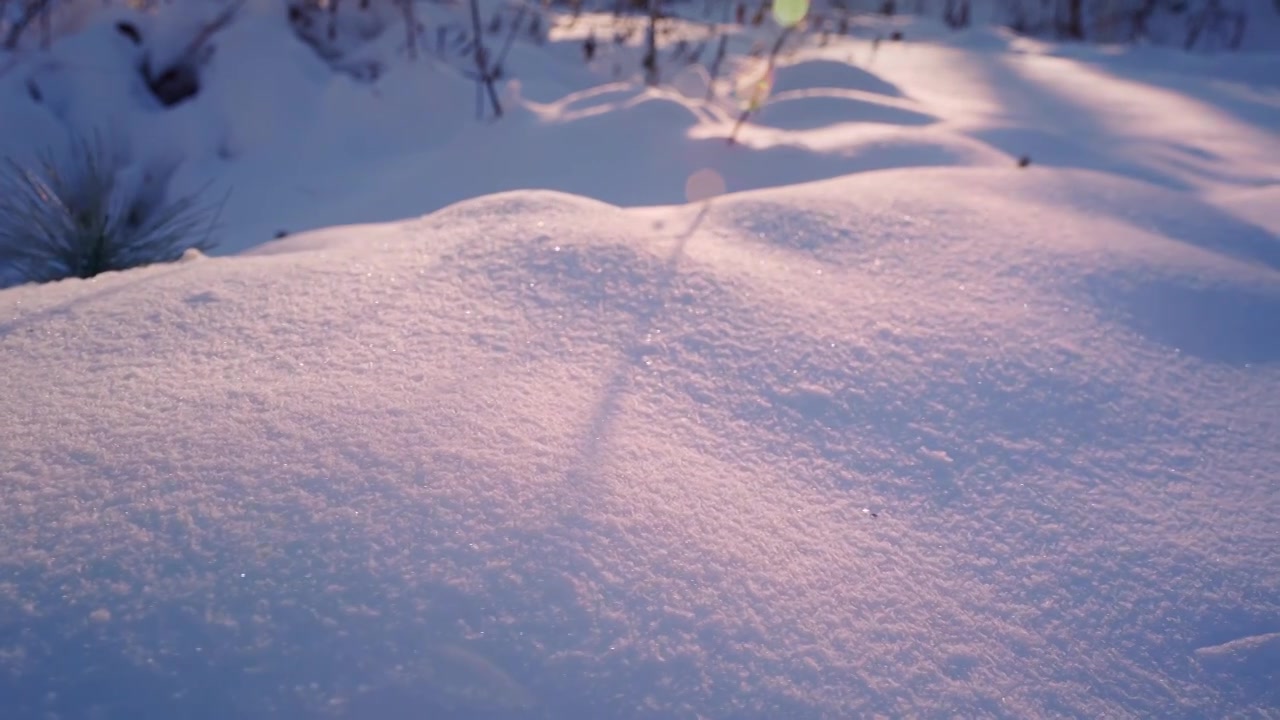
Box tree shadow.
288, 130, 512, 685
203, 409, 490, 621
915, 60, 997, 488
1089, 272, 1280, 364
1057, 177, 1280, 273
948, 51, 1280, 274
565, 202, 711, 493
955, 52, 1197, 191
1070, 50, 1280, 138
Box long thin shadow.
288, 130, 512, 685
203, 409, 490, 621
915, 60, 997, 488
566, 202, 712, 491
1077, 52, 1280, 135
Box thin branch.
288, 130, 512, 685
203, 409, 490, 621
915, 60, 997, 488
705, 33, 728, 100
3, 0, 53, 51
643, 0, 660, 85
704, 0, 731, 100
397, 0, 420, 60
176, 0, 247, 65
38, 0, 50, 49
494, 4, 528, 75
728, 24, 795, 144
328, 0, 341, 42
468, 0, 502, 119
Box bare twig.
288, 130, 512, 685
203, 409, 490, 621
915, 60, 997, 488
705, 33, 728, 99
397, 0, 420, 60
328, 0, 341, 42
643, 0, 660, 85
3, 0, 53, 51
729, 24, 795, 144
494, 4, 529, 76
38, 0, 50, 49
177, 0, 247, 64
140, 0, 247, 106
468, 0, 502, 119
704, 0, 730, 101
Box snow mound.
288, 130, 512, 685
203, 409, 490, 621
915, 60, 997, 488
752, 90, 937, 130
1, 168, 1276, 718
769, 58, 906, 97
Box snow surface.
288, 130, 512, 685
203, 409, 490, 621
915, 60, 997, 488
1, 2, 1279, 719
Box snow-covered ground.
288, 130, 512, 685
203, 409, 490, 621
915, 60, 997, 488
1, 1, 1278, 718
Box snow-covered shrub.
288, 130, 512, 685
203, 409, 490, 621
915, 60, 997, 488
287, 0, 395, 59
289, 0, 374, 57
0, 134, 218, 288
286, 0, 430, 81
1, 0, 156, 51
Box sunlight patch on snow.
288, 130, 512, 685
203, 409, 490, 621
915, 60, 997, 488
998, 53, 1280, 191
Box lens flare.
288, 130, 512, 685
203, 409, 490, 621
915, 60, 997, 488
685, 169, 726, 203
772, 0, 810, 28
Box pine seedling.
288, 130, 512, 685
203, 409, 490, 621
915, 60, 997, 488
0, 134, 220, 287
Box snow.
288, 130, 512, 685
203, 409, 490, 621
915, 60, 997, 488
1, 2, 1278, 719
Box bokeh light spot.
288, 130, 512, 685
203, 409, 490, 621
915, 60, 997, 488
772, 0, 810, 28
685, 169, 726, 203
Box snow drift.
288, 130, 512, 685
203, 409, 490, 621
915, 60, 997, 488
1, 166, 1276, 718
1, 2, 1278, 718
